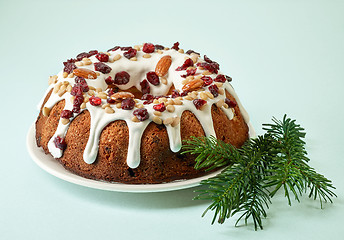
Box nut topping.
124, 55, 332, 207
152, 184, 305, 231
73, 68, 97, 79
110, 92, 135, 102
182, 78, 204, 92
155, 55, 172, 77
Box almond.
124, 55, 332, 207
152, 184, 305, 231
110, 92, 135, 102
155, 55, 172, 77
182, 78, 204, 92
73, 68, 97, 79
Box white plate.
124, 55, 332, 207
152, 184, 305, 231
27, 123, 225, 192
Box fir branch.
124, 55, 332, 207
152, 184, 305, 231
183, 115, 336, 230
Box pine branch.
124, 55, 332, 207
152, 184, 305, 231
183, 115, 336, 230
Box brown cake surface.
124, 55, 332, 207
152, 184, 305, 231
35, 43, 250, 184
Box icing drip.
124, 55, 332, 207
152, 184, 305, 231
40, 45, 252, 169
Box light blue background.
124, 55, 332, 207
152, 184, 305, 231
1, 0, 343, 239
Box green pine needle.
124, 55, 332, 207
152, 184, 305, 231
182, 114, 336, 230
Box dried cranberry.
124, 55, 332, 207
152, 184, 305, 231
123, 48, 137, 59
140, 79, 150, 94
107, 98, 116, 104
208, 84, 219, 98
54, 136, 66, 150
186, 49, 200, 55
76, 50, 98, 61
193, 99, 207, 110
146, 71, 160, 86
197, 62, 219, 74
105, 76, 114, 85
95, 53, 109, 62
225, 75, 232, 82
71, 85, 83, 96
143, 100, 153, 105
107, 88, 115, 96
180, 91, 189, 97
88, 50, 98, 56
108, 46, 120, 52
114, 71, 130, 85
141, 94, 154, 100
176, 58, 194, 71
202, 76, 213, 86
94, 62, 112, 74
225, 98, 237, 108
60, 110, 73, 119
133, 108, 149, 121
76, 52, 90, 61
72, 95, 84, 113
75, 77, 89, 92
171, 89, 181, 98
142, 43, 155, 53
153, 103, 166, 112
121, 98, 135, 110
120, 46, 132, 51
155, 44, 164, 50
181, 68, 197, 78
171, 42, 179, 50
63, 59, 77, 74
214, 74, 226, 83
89, 96, 102, 106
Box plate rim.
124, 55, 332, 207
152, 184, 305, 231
27, 123, 224, 193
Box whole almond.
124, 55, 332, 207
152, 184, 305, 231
182, 78, 204, 92
155, 55, 172, 77
110, 92, 135, 102
73, 68, 97, 79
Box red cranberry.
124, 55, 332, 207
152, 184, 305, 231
75, 77, 89, 92
143, 100, 153, 105
73, 95, 84, 113
89, 96, 102, 106
133, 108, 149, 121
197, 62, 219, 74
171, 89, 181, 98
54, 136, 67, 150
208, 84, 219, 97
142, 43, 155, 53
105, 76, 114, 85
88, 50, 98, 56
171, 42, 180, 50
193, 99, 207, 110
121, 98, 135, 110
140, 79, 150, 94
63, 59, 77, 74
153, 103, 166, 112
202, 76, 213, 86
76, 52, 90, 61
186, 49, 200, 55
214, 74, 226, 83
225, 98, 237, 108
108, 46, 120, 52
60, 110, 73, 119
141, 94, 154, 100
121, 46, 132, 51
95, 53, 109, 62
155, 44, 164, 50
94, 62, 112, 74
123, 48, 137, 59
176, 58, 194, 71
114, 71, 130, 85
180, 91, 189, 97
146, 71, 160, 86
71, 85, 83, 96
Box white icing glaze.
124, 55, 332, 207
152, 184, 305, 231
40, 45, 251, 169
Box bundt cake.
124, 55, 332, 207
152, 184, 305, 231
35, 42, 251, 184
